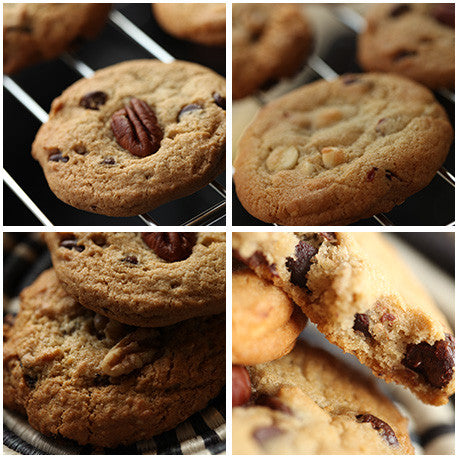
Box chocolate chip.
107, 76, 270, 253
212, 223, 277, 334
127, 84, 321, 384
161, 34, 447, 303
49, 149, 68, 162
390, 4, 410, 17
73, 145, 87, 155
431, 4, 454, 27
101, 157, 116, 165
381, 313, 396, 323
246, 251, 278, 277
342, 75, 360, 85
253, 426, 284, 445
141, 233, 196, 262
59, 238, 85, 252
232, 365, 251, 407
356, 414, 399, 446
402, 334, 455, 388
79, 91, 108, 110
212, 92, 226, 110
285, 241, 318, 288
177, 103, 203, 121
367, 167, 378, 182
319, 232, 337, 243
256, 395, 293, 415
393, 50, 417, 61
23, 373, 38, 389
121, 256, 138, 264
353, 313, 372, 339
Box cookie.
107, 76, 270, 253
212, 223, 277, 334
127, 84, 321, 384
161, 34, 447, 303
44, 232, 226, 327
232, 3, 312, 100
153, 3, 226, 46
232, 341, 414, 454
3, 269, 226, 447
233, 73, 453, 225
233, 232, 455, 406
232, 263, 307, 365
32, 59, 226, 216
358, 4, 454, 89
3, 3, 110, 74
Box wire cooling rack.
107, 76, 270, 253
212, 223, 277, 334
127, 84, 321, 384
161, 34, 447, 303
3, 7, 226, 227
232, 5, 455, 227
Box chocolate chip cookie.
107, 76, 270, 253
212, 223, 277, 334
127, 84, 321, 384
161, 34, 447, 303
232, 341, 414, 454
32, 59, 226, 216
3, 269, 226, 447
3, 3, 110, 74
232, 263, 307, 365
44, 232, 226, 327
233, 232, 455, 406
358, 4, 454, 89
153, 3, 226, 46
233, 73, 453, 225
232, 3, 312, 100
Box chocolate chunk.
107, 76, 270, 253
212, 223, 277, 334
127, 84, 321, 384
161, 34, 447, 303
49, 149, 68, 163
247, 251, 278, 276
285, 241, 318, 288
390, 4, 410, 17
256, 394, 293, 415
177, 103, 203, 121
142, 232, 196, 262
102, 157, 116, 165
393, 50, 417, 61
353, 313, 372, 339
121, 256, 138, 264
431, 3, 454, 27
356, 414, 399, 446
319, 232, 337, 242
59, 238, 85, 252
402, 334, 455, 388
367, 167, 378, 182
212, 92, 226, 110
232, 365, 251, 407
253, 426, 284, 445
79, 91, 108, 110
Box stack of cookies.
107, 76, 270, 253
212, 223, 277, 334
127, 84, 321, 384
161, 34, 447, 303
232, 232, 454, 454
4, 232, 226, 448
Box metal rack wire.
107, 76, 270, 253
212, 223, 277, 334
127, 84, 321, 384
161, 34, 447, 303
234, 5, 455, 227
3, 9, 226, 227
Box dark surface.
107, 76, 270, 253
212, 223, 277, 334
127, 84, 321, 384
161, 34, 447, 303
233, 27, 455, 227
4, 4, 226, 226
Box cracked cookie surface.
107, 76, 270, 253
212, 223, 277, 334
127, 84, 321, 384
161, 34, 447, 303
3, 3, 110, 74
3, 269, 226, 447
232, 3, 312, 99
233, 232, 455, 405
358, 3, 454, 89
233, 341, 414, 454
32, 59, 226, 216
233, 73, 453, 225
153, 3, 226, 46
44, 232, 226, 327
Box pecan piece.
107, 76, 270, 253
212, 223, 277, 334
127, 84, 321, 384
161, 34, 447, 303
111, 98, 163, 157
142, 232, 197, 262
101, 328, 161, 377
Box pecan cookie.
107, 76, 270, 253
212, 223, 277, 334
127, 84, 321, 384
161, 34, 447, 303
232, 3, 312, 100
32, 59, 226, 216
233, 232, 455, 406
3, 269, 226, 447
232, 341, 414, 454
358, 4, 454, 89
153, 3, 226, 46
44, 232, 226, 327
232, 263, 307, 365
233, 73, 453, 225
3, 3, 110, 74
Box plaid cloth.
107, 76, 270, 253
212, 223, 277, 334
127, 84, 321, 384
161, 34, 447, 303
3, 233, 226, 455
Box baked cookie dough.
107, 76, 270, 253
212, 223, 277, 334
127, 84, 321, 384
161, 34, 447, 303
32, 59, 226, 216
44, 232, 226, 327
3, 269, 226, 447
233, 73, 453, 225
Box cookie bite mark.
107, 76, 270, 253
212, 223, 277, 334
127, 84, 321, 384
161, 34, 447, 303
402, 334, 455, 389
141, 232, 197, 262
356, 414, 399, 446
111, 98, 163, 157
